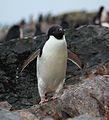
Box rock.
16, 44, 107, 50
41, 117, 54, 120
65, 25, 109, 84
17, 75, 108, 119
94, 65, 109, 75
66, 25, 109, 75
27, 101, 62, 119
0, 108, 21, 120
60, 75, 109, 119
0, 101, 12, 110
16, 109, 54, 120
67, 114, 102, 120
16, 109, 38, 120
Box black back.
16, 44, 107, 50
93, 6, 104, 25
5, 25, 20, 41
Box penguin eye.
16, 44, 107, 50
59, 28, 62, 32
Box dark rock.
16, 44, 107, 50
66, 25, 109, 80
0, 36, 46, 109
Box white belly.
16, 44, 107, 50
101, 22, 109, 28
37, 36, 67, 92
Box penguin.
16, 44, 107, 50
5, 20, 25, 41
21, 25, 83, 104
5, 25, 21, 41
61, 14, 69, 29
93, 6, 109, 28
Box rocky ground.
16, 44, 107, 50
0, 25, 109, 119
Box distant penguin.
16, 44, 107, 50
21, 25, 83, 104
28, 15, 36, 31
34, 23, 42, 36
5, 20, 25, 41
5, 25, 20, 41
100, 7, 109, 27
61, 14, 69, 29
93, 6, 109, 27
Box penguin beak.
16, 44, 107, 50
59, 28, 64, 34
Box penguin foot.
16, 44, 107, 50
39, 98, 48, 104
63, 85, 68, 89
52, 96, 58, 100
52, 94, 59, 100
63, 83, 68, 89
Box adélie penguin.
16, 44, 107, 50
21, 25, 83, 104
93, 6, 109, 28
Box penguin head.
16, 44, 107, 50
47, 25, 64, 40
99, 6, 104, 13
98, 6, 104, 19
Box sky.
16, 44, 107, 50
0, 0, 109, 25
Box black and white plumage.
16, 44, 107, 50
21, 25, 82, 104
93, 6, 109, 28
5, 24, 24, 41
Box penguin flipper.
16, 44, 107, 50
67, 49, 83, 69
21, 49, 40, 72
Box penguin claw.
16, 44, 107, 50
63, 85, 68, 89
39, 98, 48, 104
52, 95, 59, 100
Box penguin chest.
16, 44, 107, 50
37, 40, 67, 90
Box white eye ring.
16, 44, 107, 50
59, 28, 62, 31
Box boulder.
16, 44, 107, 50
15, 75, 109, 119
0, 108, 21, 120
60, 75, 109, 119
